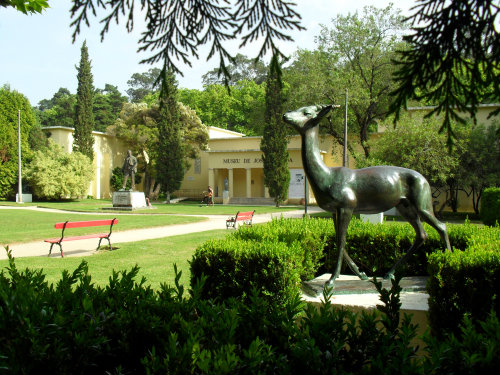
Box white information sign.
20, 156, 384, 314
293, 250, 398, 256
288, 169, 305, 198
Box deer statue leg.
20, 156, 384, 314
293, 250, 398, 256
325, 207, 353, 288
343, 251, 368, 280
385, 202, 427, 279
418, 209, 452, 252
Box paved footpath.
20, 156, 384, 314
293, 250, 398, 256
0, 205, 324, 260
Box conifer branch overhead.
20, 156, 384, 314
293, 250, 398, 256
69, 0, 304, 93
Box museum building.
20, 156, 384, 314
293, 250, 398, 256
43, 125, 343, 204
43, 103, 499, 207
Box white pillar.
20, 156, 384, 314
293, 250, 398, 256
264, 186, 270, 198
246, 168, 252, 198
208, 168, 215, 191
228, 168, 234, 198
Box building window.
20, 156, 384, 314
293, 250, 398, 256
194, 158, 201, 174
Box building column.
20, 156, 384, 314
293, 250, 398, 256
228, 168, 234, 198
264, 186, 270, 198
208, 168, 215, 192
246, 168, 252, 198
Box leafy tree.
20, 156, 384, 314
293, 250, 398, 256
202, 54, 268, 86
0, 0, 49, 14
94, 84, 128, 132
314, 4, 407, 158
70, 0, 303, 92
261, 56, 290, 207
0, 85, 37, 200
156, 70, 184, 203
73, 41, 95, 160
25, 140, 93, 200
126, 68, 162, 103
36, 87, 76, 128
106, 102, 159, 198
178, 80, 266, 135
367, 112, 460, 214
390, 0, 500, 145
107, 100, 208, 200
461, 122, 500, 214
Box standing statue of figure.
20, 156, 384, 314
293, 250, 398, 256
121, 150, 138, 191
224, 177, 229, 191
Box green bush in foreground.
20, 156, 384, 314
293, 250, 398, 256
480, 187, 500, 226
427, 223, 500, 337
1, 249, 500, 374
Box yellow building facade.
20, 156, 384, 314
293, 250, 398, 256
43, 126, 134, 199
44, 103, 499, 208
176, 126, 343, 204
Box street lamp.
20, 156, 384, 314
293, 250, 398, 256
17, 109, 23, 204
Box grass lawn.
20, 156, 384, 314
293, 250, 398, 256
0, 209, 205, 245
0, 199, 301, 215
1, 230, 230, 289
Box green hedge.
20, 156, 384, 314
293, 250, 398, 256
190, 237, 304, 304
480, 187, 500, 226
191, 217, 469, 304
427, 223, 500, 337
2, 251, 499, 374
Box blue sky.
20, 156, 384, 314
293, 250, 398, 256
0, 0, 416, 106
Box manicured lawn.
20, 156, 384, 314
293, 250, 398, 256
0, 199, 301, 215
0, 209, 205, 245
1, 230, 229, 289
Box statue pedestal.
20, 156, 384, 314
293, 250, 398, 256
360, 213, 383, 224
110, 191, 148, 210
222, 190, 230, 205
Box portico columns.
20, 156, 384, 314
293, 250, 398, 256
245, 168, 252, 198
208, 168, 215, 192
264, 186, 270, 198
228, 168, 234, 198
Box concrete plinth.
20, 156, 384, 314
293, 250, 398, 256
110, 191, 147, 210
360, 213, 384, 224
222, 190, 230, 205
302, 274, 430, 348
15, 193, 32, 203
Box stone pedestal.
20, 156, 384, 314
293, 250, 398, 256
222, 190, 230, 205
360, 213, 383, 224
15, 193, 32, 203
111, 191, 147, 210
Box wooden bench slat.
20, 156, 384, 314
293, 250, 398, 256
44, 233, 109, 243
54, 219, 118, 229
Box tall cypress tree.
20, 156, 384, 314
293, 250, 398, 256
260, 55, 290, 207
73, 40, 95, 160
156, 69, 185, 203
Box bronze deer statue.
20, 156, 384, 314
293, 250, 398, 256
283, 104, 451, 288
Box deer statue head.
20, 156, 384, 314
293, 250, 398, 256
283, 104, 334, 133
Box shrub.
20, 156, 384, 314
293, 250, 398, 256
2, 248, 500, 374
233, 218, 332, 280
427, 223, 500, 337
25, 140, 94, 200
190, 237, 304, 304
480, 187, 500, 226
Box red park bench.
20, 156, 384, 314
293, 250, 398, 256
44, 218, 118, 257
226, 210, 255, 229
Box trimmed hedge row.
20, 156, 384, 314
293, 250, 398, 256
191, 217, 458, 303
480, 187, 500, 226
2, 250, 499, 374
427, 223, 500, 337
192, 217, 500, 338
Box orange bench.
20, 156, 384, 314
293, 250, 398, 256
226, 210, 255, 229
44, 218, 118, 257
